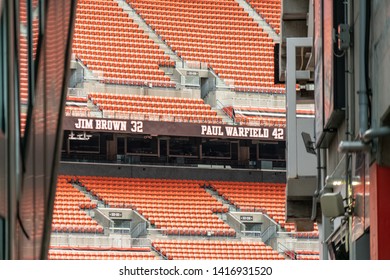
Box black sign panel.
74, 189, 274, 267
240, 216, 254, 222
187, 71, 199, 76
63, 117, 286, 141
108, 212, 123, 218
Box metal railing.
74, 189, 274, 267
177, 60, 208, 70
50, 233, 151, 248
261, 225, 278, 243
100, 111, 223, 124
277, 242, 296, 259
225, 213, 244, 232
68, 88, 88, 97
241, 225, 278, 243
276, 232, 320, 253
147, 228, 236, 239
232, 96, 286, 109
131, 222, 147, 238
108, 227, 131, 235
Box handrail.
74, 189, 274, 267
260, 224, 277, 243
150, 245, 167, 260
131, 222, 147, 238
278, 242, 296, 260
215, 99, 235, 123
50, 233, 151, 248
241, 224, 277, 243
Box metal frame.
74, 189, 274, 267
286, 37, 313, 178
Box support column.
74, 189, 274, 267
370, 163, 390, 259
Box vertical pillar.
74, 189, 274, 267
370, 163, 390, 259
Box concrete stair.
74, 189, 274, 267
115, 0, 182, 64
204, 187, 237, 214
72, 182, 105, 208
213, 107, 235, 125
236, 0, 280, 43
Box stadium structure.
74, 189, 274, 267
0, 0, 389, 260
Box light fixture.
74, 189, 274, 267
301, 132, 316, 155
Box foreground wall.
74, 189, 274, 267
59, 162, 286, 183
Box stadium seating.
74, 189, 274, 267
73, 0, 175, 87
51, 175, 316, 259
88, 92, 223, 124
247, 0, 281, 34
48, 247, 158, 260
152, 239, 284, 260
75, 176, 235, 237
210, 181, 319, 238
210, 181, 289, 228
223, 106, 314, 126
65, 95, 91, 117
295, 250, 320, 260
52, 176, 104, 233
128, 0, 284, 93
289, 225, 319, 239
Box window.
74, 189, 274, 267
202, 140, 231, 158
259, 141, 285, 160
169, 137, 198, 157
126, 136, 157, 155
69, 133, 100, 153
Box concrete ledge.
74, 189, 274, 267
60, 161, 286, 183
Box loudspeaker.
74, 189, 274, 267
320, 192, 345, 218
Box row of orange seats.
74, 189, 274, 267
91, 99, 210, 110
232, 106, 314, 116
76, 175, 205, 185
102, 72, 171, 82
88, 92, 223, 123
210, 181, 290, 229
73, 0, 174, 87
152, 239, 284, 260
75, 175, 232, 236
130, 0, 281, 93
74, 26, 149, 40
88, 92, 204, 104
48, 250, 158, 260
152, 0, 240, 13
247, 0, 281, 33
52, 176, 103, 233
101, 110, 223, 124
98, 105, 217, 117
235, 116, 286, 127
151, 23, 268, 37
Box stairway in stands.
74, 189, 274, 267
116, 0, 239, 96
116, 0, 182, 85
236, 0, 280, 42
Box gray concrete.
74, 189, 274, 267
60, 162, 286, 183
79, 81, 201, 100
371, 1, 390, 166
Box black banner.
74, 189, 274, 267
63, 117, 285, 141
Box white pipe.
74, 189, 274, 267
359, 0, 368, 136
338, 141, 370, 153
362, 127, 390, 143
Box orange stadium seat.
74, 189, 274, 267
48, 247, 158, 260
52, 176, 103, 234
74, 175, 233, 237
152, 239, 284, 260
247, 0, 281, 34
124, 0, 284, 93
87, 92, 223, 124
73, 0, 175, 87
